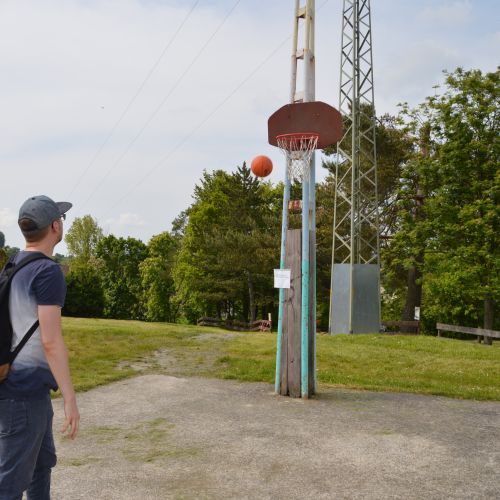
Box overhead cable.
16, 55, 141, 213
77, 0, 243, 211
101, 0, 332, 219
101, 39, 291, 219
67, 0, 201, 198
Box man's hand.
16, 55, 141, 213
61, 397, 80, 440
38, 305, 80, 440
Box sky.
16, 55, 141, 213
1, 0, 498, 252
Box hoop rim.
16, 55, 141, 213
276, 132, 319, 151
276, 132, 319, 140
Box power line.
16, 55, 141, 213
67, 0, 201, 199
77, 0, 243, 212
101, 39, 291, 219
101, 0, 332, 220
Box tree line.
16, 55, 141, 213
1, 67, 498, 332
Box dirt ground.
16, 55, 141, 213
51, 374, 500, 500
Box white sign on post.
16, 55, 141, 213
274, 269, 291, 289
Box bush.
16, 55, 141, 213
64, 262, 104, 318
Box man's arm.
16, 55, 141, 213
38, 305, 80, 439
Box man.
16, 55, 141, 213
0, 195, 80, 500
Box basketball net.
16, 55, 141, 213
276, 133, 318, 183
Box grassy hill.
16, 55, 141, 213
62, 317, 500, 401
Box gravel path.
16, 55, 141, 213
52, 375, 500, 499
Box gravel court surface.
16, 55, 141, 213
51, 375, 500, 499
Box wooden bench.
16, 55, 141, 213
436, 323, 500, 345
197, 317, 272, 332
382, 320, 420, 334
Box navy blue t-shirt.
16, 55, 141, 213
0, 251, 66, 399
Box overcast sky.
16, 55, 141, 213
1, 0, 498, 252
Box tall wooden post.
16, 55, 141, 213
275, 0, 316, 399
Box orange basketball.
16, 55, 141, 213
251, 155, 273, 177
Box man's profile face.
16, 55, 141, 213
54, 218, 63, 244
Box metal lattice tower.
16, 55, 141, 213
329, 0, 380, 334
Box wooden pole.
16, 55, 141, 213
280, 230, 302, 397
275, 167, 291, 393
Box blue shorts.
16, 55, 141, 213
0, 394, 56, 500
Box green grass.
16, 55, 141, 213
61, 317, 500, 401
62, 317, 200, 391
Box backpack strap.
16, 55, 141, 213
10, 320, 40, 362
8, 252, 52, 280
7, 252, 53, 364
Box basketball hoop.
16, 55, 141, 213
276, 133, 319, 182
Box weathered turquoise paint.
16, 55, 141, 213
275, 167, 291, 394
309, 154, 316, 392
301, 175, 310, 398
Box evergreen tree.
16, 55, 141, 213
140, 232, 179, 322
173, 163, 281, 323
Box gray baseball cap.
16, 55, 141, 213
18, 195, 72, 231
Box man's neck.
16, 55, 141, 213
24, 242, 54, 257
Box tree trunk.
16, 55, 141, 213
248, 274, 256, 323
401, 187, 424, 333
242, 291, 249, 323
484, 295, 494, 345
402, 265, 422, 331
401, 125, 429, 333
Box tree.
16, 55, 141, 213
140, 232, 179, 322
0, 231, 5, 249
64, 260, 105, 318
65, 215, 103, 263
173, 163, 281, 323
383, 68, 499, 334
380, 107, 436, 326
422, 67, 499, 333
96, 235, 148, 320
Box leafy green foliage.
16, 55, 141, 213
96, 235, 148, 320
140, 232, 178, 322
378, 68, 499, 331
4, 246, 19, 258
173, 163, 281, 323
0, 248, 7, 269
65, 215, 103, 263
421, 68, 499, 330
64, 260, 105, 318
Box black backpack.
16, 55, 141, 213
0, 252, 51, 383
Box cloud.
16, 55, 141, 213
0, 208, 16, 228
376, 40, 463, 112
418, 1, 473, 25
105, 213, 145, 227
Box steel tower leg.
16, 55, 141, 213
329, 0, 380, 335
